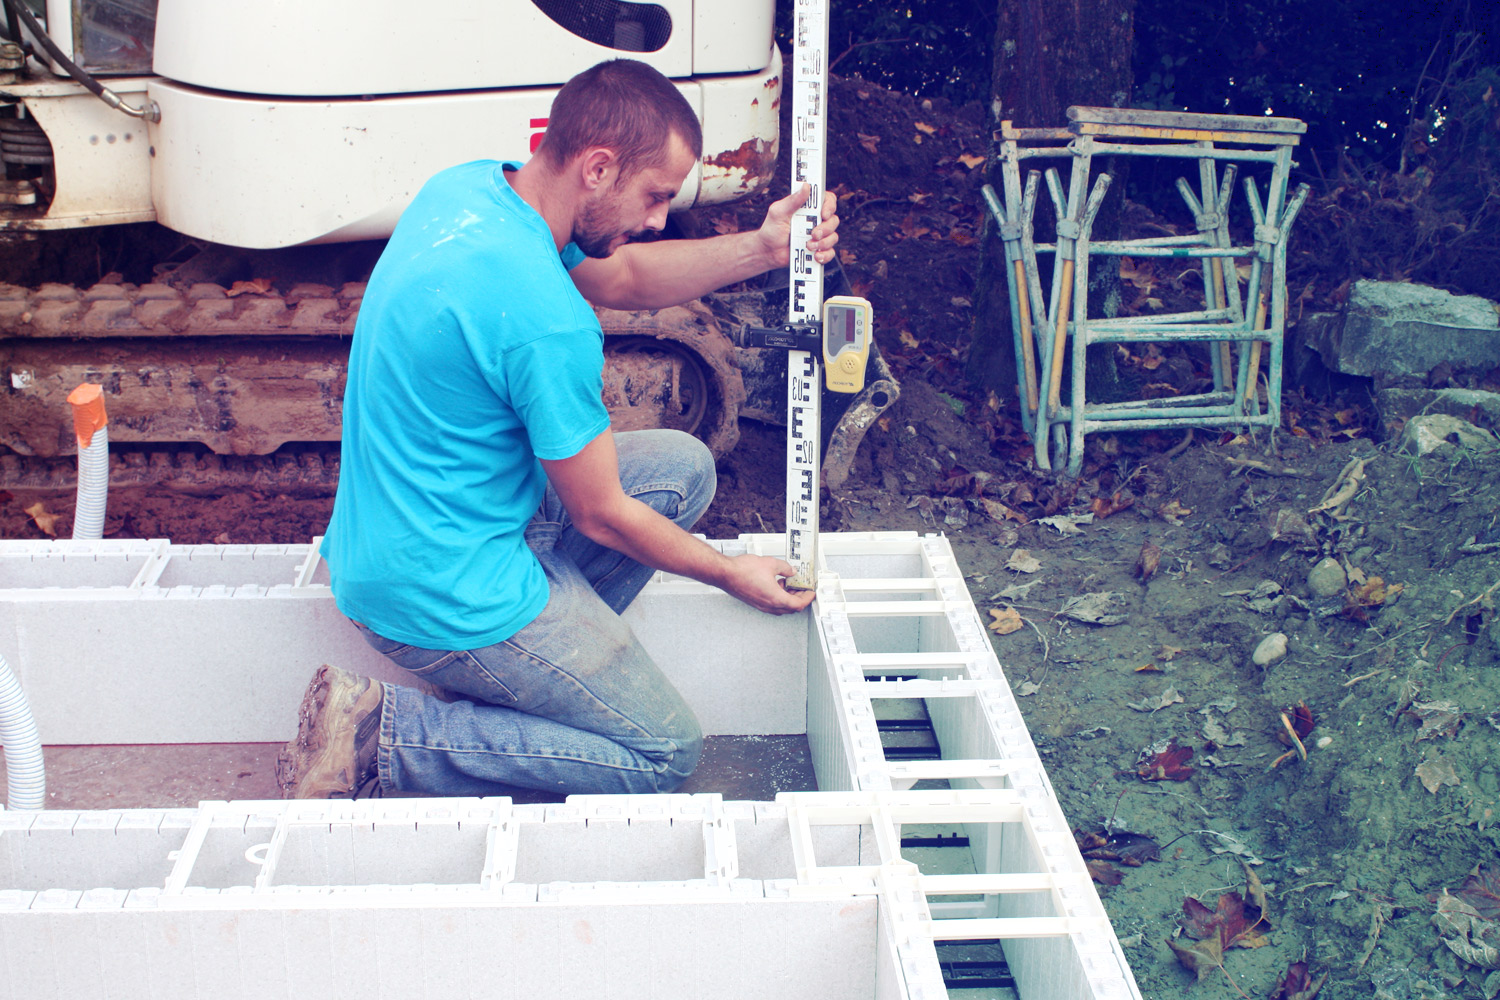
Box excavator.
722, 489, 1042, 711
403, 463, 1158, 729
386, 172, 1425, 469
0, 0, 896, 496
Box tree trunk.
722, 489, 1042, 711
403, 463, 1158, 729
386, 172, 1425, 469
966, 0, 1136, 410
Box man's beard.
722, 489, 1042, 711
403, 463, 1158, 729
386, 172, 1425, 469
572, 195, 627, 259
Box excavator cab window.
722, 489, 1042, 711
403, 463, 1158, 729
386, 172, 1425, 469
530, 0, 671, 54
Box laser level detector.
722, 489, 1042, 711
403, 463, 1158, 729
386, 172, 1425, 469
822, 295, 872, 394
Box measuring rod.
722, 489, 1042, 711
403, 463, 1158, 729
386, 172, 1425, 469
783, 0, 830, 591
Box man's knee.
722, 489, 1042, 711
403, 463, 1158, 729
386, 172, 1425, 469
654, 724, 704, 792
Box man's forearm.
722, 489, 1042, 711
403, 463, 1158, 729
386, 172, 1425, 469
576, 492, 735, 588
597, 230, 777, 311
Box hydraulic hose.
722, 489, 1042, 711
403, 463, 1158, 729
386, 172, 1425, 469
0, 650, 44, 811
0, 0, 158, 121
68, 382, 108, 539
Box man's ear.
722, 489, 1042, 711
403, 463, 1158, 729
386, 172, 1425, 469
579, 147, 618, 192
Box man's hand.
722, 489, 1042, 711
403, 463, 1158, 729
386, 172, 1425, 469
759, 183, 840, 270
719, 554, 817, 615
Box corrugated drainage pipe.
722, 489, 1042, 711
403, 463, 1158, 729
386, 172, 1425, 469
68, 382, 108, 540
0, 651, 45, 810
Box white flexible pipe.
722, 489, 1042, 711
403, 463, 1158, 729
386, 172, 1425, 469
0, 651, 45, 810
72, 424, 109, 540
68, 382, 108, 540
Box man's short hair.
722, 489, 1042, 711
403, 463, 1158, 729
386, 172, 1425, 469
536, 59, 703, 178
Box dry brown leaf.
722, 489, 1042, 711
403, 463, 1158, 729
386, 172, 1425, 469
1416, 755, 1460, 793
24, 501, 59, 537
1158, 644, 1189, 661
956, 153, 985, 169
1157, 500, 1192, 525
1134, 540, 1162, 583
1134, 662, 1163, 673
1006, 549, 1042, 573
226, 278, 274, 297
837, 249, 858, 265
977, 497, 1028, 525
987, 606, 1024, 635
898, 330, 919, 349
877, 417, 892, 432
914, 121, 937, 135
897, 213, 932, 239
857, 132, 880, 154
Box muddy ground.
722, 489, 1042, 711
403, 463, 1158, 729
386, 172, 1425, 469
5, 74, 1500, 1000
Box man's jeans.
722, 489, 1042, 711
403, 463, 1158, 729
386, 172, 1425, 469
353, 429, 714, 796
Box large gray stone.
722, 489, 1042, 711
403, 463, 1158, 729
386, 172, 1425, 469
1309, 280, 1500, 377
1374, 387, 1500, 432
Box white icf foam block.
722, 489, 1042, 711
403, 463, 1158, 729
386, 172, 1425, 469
0, 532, 1142, 1000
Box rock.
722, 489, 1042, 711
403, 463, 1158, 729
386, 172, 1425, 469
1308, 280, 1500, 377
1374, 386, 1500, 428
1307, 557, 1347, 597
1252, 632, 1288, 667
1398, 414, 1499, 456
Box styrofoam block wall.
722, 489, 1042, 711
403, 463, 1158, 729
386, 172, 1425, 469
0, 537, 805, 742
0, 531, 1143, 1000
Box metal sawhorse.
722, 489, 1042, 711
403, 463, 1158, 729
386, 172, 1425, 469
983, 106, 1311, 475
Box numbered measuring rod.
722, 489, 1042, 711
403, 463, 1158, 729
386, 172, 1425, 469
730, 0, 876, 592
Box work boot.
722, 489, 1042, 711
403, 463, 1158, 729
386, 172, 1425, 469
276, 664, 383, 798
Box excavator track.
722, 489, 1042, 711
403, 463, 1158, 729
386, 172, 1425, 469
0, 280, 747, 487
2, 444, 343, 497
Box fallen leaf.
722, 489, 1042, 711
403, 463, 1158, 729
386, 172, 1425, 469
837, 248, 858, 265
1158, 644, 1190, 661
1432, 892, 1500, 970
1271, 961, 1329, 1000
1137, 738, 1194, 781
24, 501, 59, 537
996, 579, 1040, 601
1036, 512, 1094, 535
1017, 680, 1041, 696
1408, 700, 1464, 741
226, 277, 274, 297
1343, 575, 1403, 621
1167, 933, 1224, 981
1134, 662, 1163, 673
914, 121, 937, 135
1087, 858, 1125, 885
1006, 549, 1042, 573
877, 417, 891, 432
857, 132, 880, 154
948, 229, 978, 246
1128, 686, 1183, 713
1134, 539, 1162, 582
1417, 754, 1461, 793
898, 329, 919, 349
987, 606, 1024, 635
897, 212, 931, 239
1453, 865, 1500, 922
1157, 500, 1192, 525
956, 152, 986, 169
1091, 490, 1135, 519
1058, 591, 1128, 626
977, 497, 1028, 524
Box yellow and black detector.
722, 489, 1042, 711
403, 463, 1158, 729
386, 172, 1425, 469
822, 295, 872, 394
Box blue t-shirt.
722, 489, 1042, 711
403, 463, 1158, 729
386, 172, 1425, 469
322, 160, 611, 649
